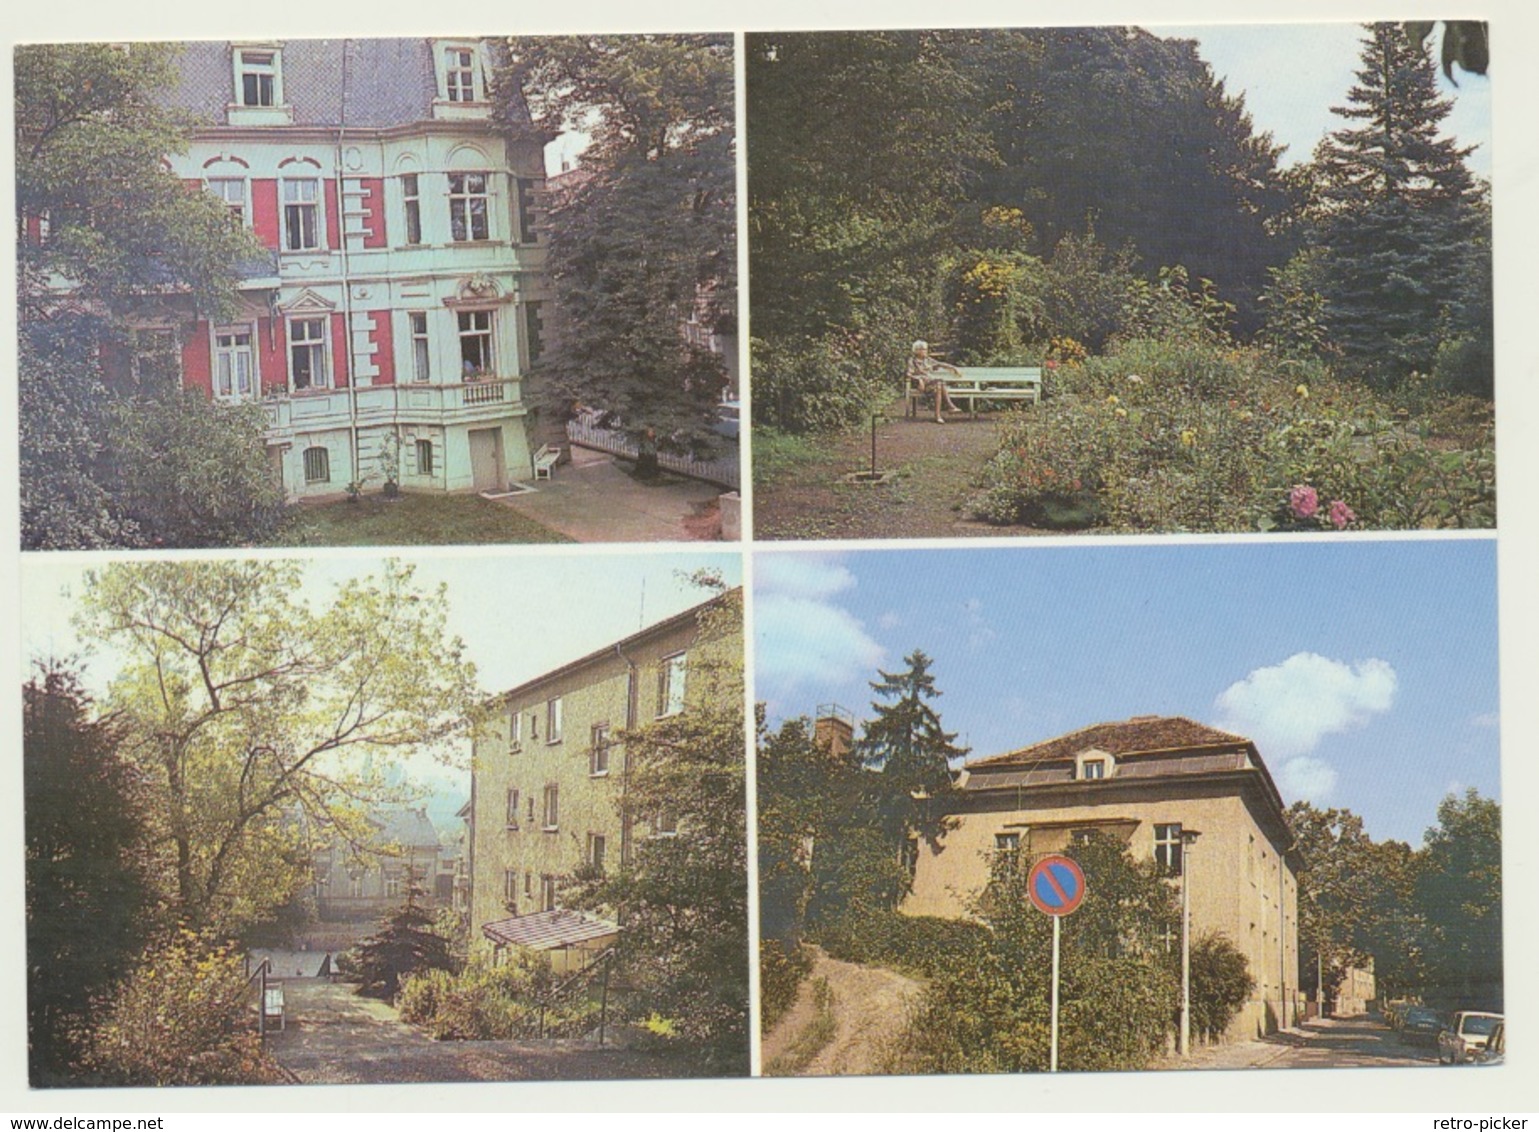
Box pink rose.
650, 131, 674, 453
1329, 500, 1355, 529
1289, 485, 1319, 520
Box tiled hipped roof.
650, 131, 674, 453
163, 38, 534, 129
970, 716, 1251, 769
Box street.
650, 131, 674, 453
1160, 1015, 1445, 1072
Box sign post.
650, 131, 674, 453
1027, 854, 1086, 1073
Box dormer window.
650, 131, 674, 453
1075, 749, 1115, 780
235, 47, 281, 107
445, 47, 477, 102
1082, 759, 1107, 780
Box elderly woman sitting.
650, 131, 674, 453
907, 340, 963, 423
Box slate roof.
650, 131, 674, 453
482, 909, 620, 951
162, 38, 531, 129
370, 807, 442, 850
969, 716, 1251, 770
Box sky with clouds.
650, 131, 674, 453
755, 538, 1498, 846
1154, 23, 1492, 179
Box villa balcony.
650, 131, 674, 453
262, 377, 522, 437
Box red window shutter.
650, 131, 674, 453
251, 180, 281, 249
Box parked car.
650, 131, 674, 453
714, 400, 741, 440
1474, 1021, 1505, 1066
1402, 1006, 1445, 1045
1439, 1011, 1504, 1064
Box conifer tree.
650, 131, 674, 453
858, 650, 968, 844
349, 880, 458, 1000
1312, 23, 1488, 384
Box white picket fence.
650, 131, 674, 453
566, 418, 740, 490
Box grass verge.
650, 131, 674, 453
259, 491, 573, 547
763, 977, 837, 1077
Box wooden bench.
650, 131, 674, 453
532, 444, 560, 480
906, 366, 1043, 419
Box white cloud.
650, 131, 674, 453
755, 594, 883, 695
756, 555, 856, 601
877, 611, 902, 631
1278, 756, 1338, 802
1470, 712, 1500, 730
1213, 652, 1397, 760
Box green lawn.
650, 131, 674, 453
260, 491, 572, 546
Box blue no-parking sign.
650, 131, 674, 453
1027, 854, 1086, 917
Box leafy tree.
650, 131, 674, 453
1310, 23, 1488, 385
347, 881, 459, 1000
568, 588, 747, 1072
24, 662, 153, 1083
16, 43, 280, 548
81, 930, 285, 1086
74, 561, 480, 936
108, 386, 286, 548
1417, 789, 1501, 1006
1188, 933, 1256, 1042
506, 36, 735, 458
858, 650, 967, 845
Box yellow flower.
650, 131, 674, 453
1114, 408, 1128, 419
1295, 383, 1310, 399
1180, 428, 1197, 446
1105, 394, 1120, 405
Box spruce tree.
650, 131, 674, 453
348, 880, 458, 1000
1312, 23, 1487, 384
858, 650, 968, 845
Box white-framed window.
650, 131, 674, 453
503, 869, 517, 908
409, 311, 431, 381
507, 708, 522, 752
587, 833, 607, 874
444, 46, 478, 102
303, 446, 330, 484
524, 870, 532, 899
542, 783, 559, 831
288, 317, 329, 390
458, 310, 494, 378
505, 788, 520, 829
401, 174, 423, 245
994, 832, 1021, 855
235, 47, 281, 107
448, 172, 490, 241
415, 438, 434, 476
545, 696, 563, 744
1081, 758, 1107, 780
590, 724, 611, 777
652, 809, 678, 838
1154, 822, 1184, 877
658, 652, 687, 717
348, 872, 365, 899
206, 178, 247, 226
525, 795, 535, 826
282, 179, 321, 251
515, 178, 539, 244
213, 326, 255, 401
384, 871, 403, 899
540, 874, 557, 912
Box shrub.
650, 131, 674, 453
759, 938, 813, 1033
1188, 933, 1255, 1042
397, 952, 601, 1041
816, 909, 991, 981
81, 931, 286, 1086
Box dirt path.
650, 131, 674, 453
761, 947, 924, 1077
265, 979, 711, 1083
754, 402, 1048, 540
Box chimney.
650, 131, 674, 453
813, 704, 855, 759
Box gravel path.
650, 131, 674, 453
761, 947, 924, 1077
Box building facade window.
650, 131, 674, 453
652, 809, 678, 838
1082, 758, 1107, 780
207, 178, 247, 226
213, 328, 255, 401
235, 48, 280, 107
302, 446, 330, 484
444, 47, 477, 102
448, 172, 489, 241
1154, 822, 1184, 877
516, 179, 539, 244
508, 708, 522, 751
503, 869, 517, 908
409, 311, 431, 381
590, 723, 611, 776
540, 874, 557, 912
288, 317, 329, 390
131, 328, 181, 387
401, 174, 423, 245
541, 783, 559, 831
545, 696, 563, 744
523, 300, 544, 366
505, 788, 520, 829
587, 833, 607, 873
384, 872, 402, 899
348, 873, 365, 899
415, 438, 434, 476
658, 652, 687, 717
994, 832, 1021, 854
458, 310, 493, 377
282, 179, 320, 251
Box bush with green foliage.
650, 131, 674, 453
397, 952, 602, 1041
81, 931, 285, 1086
346, 885, 459, 1001
1187, 934, 1256, 1042
816, 910, 992, 981
758, 938, 813, 1033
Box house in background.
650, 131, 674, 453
311, 806, 450, 922
468, 591, 742, 965
129, 38, 551, 499
903, 715, 1302, 1040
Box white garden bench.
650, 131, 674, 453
907, 366, 1043, 418
532, 444, 561, 480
